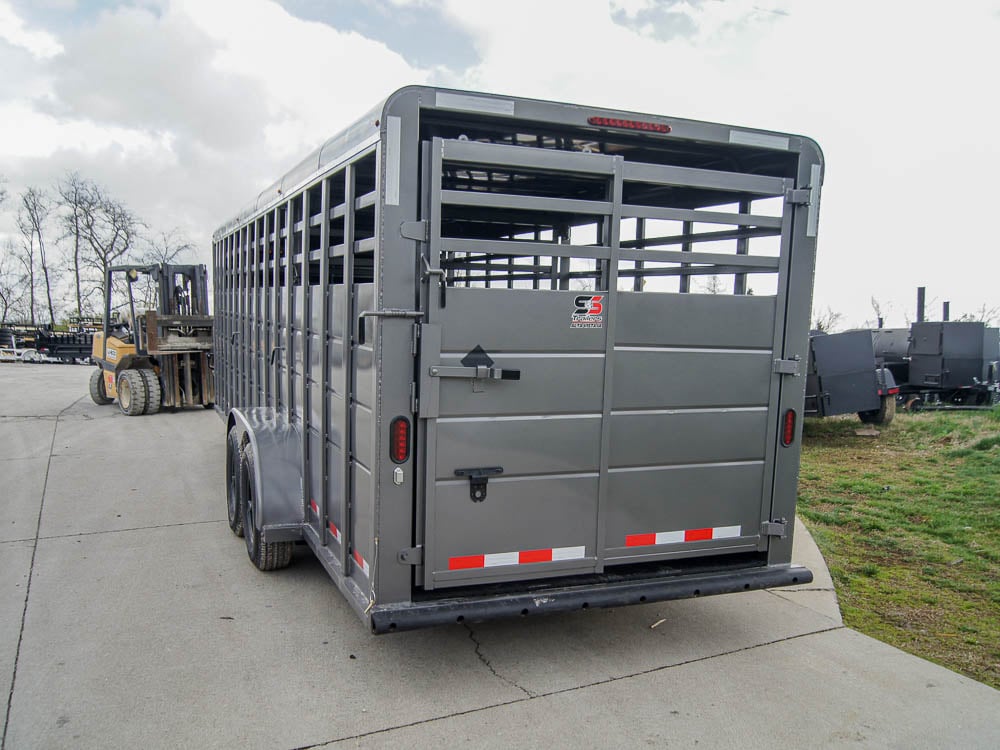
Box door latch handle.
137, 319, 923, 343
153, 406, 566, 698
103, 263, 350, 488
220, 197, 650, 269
429, 365, 521, 381
454, 466, 503, 502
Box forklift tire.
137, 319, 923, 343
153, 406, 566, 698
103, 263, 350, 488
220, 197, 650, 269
240, 442, 294, 571
139, 368, 162, 415
89, 368, 113, 405
117, 370, 148, 416
858, 395, 895, 426
226, 428, 244, 537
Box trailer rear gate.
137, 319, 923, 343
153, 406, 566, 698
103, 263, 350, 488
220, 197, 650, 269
214, 87, 823, 632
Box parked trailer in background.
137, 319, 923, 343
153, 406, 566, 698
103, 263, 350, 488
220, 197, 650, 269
872, 322, 999, 411
805, 329, 898, 425
214, 87, 823, 633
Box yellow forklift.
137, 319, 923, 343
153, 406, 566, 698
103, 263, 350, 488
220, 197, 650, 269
89, 264, 214, 416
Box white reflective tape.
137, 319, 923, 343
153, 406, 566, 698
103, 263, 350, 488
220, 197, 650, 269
713, 525, 742, 539
385, 116, 401, 206
484, 551, 520, 568
436, 92, 515, 116
729, 129, 790, 151
551, 545, 586, 561
655, 530, 685, 545
806, 162, 822, 238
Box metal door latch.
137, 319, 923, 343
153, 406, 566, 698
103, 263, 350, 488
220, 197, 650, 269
454, 466, 503, 501
773, 357, 801, 375
761, 519, 788, 538
429, 365, 521, 381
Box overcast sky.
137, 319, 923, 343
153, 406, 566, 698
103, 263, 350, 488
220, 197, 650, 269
2, 0, 998, 326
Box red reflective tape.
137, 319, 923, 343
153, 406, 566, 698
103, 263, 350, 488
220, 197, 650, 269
309, 499, 319, 514
449, 554, 485, 570
626, 533, 656, 547
684, 528, 713, 542
328, 521, 339, 536
519, 548, 553, 564
352, 550, 363, 566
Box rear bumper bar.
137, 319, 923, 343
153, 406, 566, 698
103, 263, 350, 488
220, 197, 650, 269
370, 563, 813, 633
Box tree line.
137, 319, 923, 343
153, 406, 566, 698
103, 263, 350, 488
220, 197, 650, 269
0, 173, 194, 327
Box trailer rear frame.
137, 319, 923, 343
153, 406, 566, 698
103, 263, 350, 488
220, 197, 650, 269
214, 86, 823, 632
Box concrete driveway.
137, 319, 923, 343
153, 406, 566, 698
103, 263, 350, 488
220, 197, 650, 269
2, 364, 999, 749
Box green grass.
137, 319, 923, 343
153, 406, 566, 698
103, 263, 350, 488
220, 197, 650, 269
799, 407, 1000, 689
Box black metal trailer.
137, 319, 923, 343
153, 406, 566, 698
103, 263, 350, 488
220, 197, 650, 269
34, 330, 94, 363
804, 329, 898, 424
899, 322, 999, 410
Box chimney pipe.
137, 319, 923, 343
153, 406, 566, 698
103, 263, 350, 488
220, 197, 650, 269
943, 301, 950, 321
917, 287, 925, 323
877, 316, 884, 329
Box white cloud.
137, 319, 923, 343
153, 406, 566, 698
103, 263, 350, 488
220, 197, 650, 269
0, 0, 63, 58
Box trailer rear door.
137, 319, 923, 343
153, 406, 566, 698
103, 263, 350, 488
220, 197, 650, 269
417, 136, 799, 589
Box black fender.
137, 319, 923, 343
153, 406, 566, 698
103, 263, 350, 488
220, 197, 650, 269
227, 408, 304, 543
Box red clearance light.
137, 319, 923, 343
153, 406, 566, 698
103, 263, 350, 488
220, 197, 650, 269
390, 416, 410, 463
587, 116, 671, 133
781, 409, 796, 447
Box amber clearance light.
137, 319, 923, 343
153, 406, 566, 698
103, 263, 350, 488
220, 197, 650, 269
587, 116, 671, 133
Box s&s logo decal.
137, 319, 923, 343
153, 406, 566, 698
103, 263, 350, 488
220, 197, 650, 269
571, 295, 604, 329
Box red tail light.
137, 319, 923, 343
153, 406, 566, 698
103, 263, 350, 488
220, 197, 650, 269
390, 416, 410, 463
587, 116, 671, 133
781, 409, 796, 447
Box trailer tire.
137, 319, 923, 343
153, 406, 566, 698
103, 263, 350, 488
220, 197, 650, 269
226, 428, 244, 537
858, 395, 895, 426
240, 442, 293, 570
905, 397, 923, 413
139, 368, 162, 415
117, 370, 147, 416
89, 368, 113, 405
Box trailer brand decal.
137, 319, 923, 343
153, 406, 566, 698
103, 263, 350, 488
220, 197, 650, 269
449, 545, 586, 570
571, 295, 604, 329
625, 525, 742, 547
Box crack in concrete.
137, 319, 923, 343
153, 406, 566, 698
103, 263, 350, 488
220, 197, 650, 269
464, 624, 533, 698
2, 394, 85, 750
292, 624, 845, 749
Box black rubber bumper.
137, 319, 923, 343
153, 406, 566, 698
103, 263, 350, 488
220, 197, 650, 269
370, 564, 813, 634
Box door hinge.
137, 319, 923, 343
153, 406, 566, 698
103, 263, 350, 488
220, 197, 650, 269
773, 357, 801, 376
409, 382, 419, 414
411, 323, 421, 355
398, 545, 424, 565
761, 519, 788, 538
400, 220, 429, 242
785, 188, 811, 206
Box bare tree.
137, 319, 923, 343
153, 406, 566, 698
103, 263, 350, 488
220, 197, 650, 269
700, 275, 724, 294
0, 174, 8, 207
77, 182, 141, 307
57, 172, 94, 318
957, 304, 1000, 326
812, 305, 843, 333
0, 241, 26, 325
16, 187, 58, 327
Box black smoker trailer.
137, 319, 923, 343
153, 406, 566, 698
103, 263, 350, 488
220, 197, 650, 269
873, 322, 999, 411
805, 329, 898, 425
214, 86, 823, 632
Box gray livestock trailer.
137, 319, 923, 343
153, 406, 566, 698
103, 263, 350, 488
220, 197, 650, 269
213, 86, 823, 632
